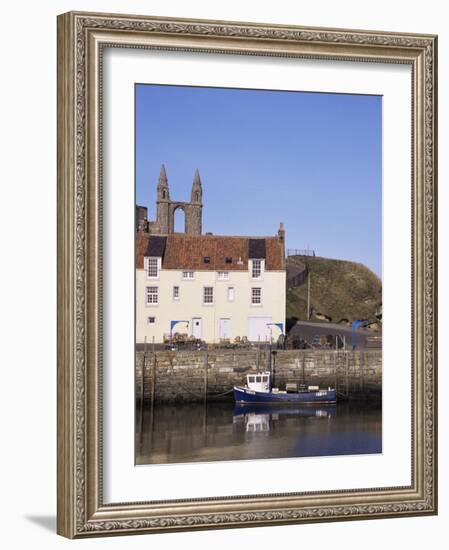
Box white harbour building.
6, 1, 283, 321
136, 166, 286, 344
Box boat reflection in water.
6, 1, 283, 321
136, 400, 381, 465
233, 404, 336, 433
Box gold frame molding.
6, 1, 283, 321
57, 11, 438, 538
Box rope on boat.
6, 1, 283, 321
207, 388, 234, 398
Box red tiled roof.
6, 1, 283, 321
136, 233, 150, 269
136, 233, 285, 271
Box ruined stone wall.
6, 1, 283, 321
136, 349, 382, 403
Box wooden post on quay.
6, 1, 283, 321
150, 338, 156, 435
139, 337, 147, 433
333, 350, 337, 391
360, 351, 365, 393
151, 352, 156, 405
141, 337, 147, 403
345, 351, 349, 398
150, 337, 156, 403
203, 351, 208, 403
257, 337, 260, 373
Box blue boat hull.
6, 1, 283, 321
233, 385, 337, 404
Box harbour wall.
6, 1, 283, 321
136, 349, 382, 403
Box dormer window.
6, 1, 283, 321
225, 257, 232, 264
250, 259, 263, 279
203, 256, 211, 264
145, 257, 160, 279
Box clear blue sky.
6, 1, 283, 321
136, 84, 382, 277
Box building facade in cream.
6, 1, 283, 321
136, 166, 286, 344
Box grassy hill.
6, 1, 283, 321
286, 255, 382, 325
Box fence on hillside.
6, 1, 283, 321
287, 248, 316, 257
287, 265, 309, 288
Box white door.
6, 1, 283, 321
192, 318, 202, 339
248, 316, 272, 342
219, 318, 231, 339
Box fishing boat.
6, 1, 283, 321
233, 371, 337, 404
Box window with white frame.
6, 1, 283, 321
182, 271, 194, 280
173, 286, 180, 300
147, 316, 156, 325
145, 256, 160, 279
251, 287, 262, 305
203, 286, 214, 304
217, 271, 229, 280
146, 286, 159, 305
227, 286, 235, 302
251, 259, 262, 279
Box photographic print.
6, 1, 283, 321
135, 84, 382, 465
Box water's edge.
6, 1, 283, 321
136, 400, 382, 465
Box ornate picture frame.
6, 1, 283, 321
57, 11, 437, 538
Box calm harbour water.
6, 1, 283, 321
136, 400, 382, 465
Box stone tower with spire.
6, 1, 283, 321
155, 164, 171, 234
186, 168, 203, 235
137, 164, 203, 236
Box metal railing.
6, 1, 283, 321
287, 248, 316, 257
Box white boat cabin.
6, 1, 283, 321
246, 372, 271, 393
